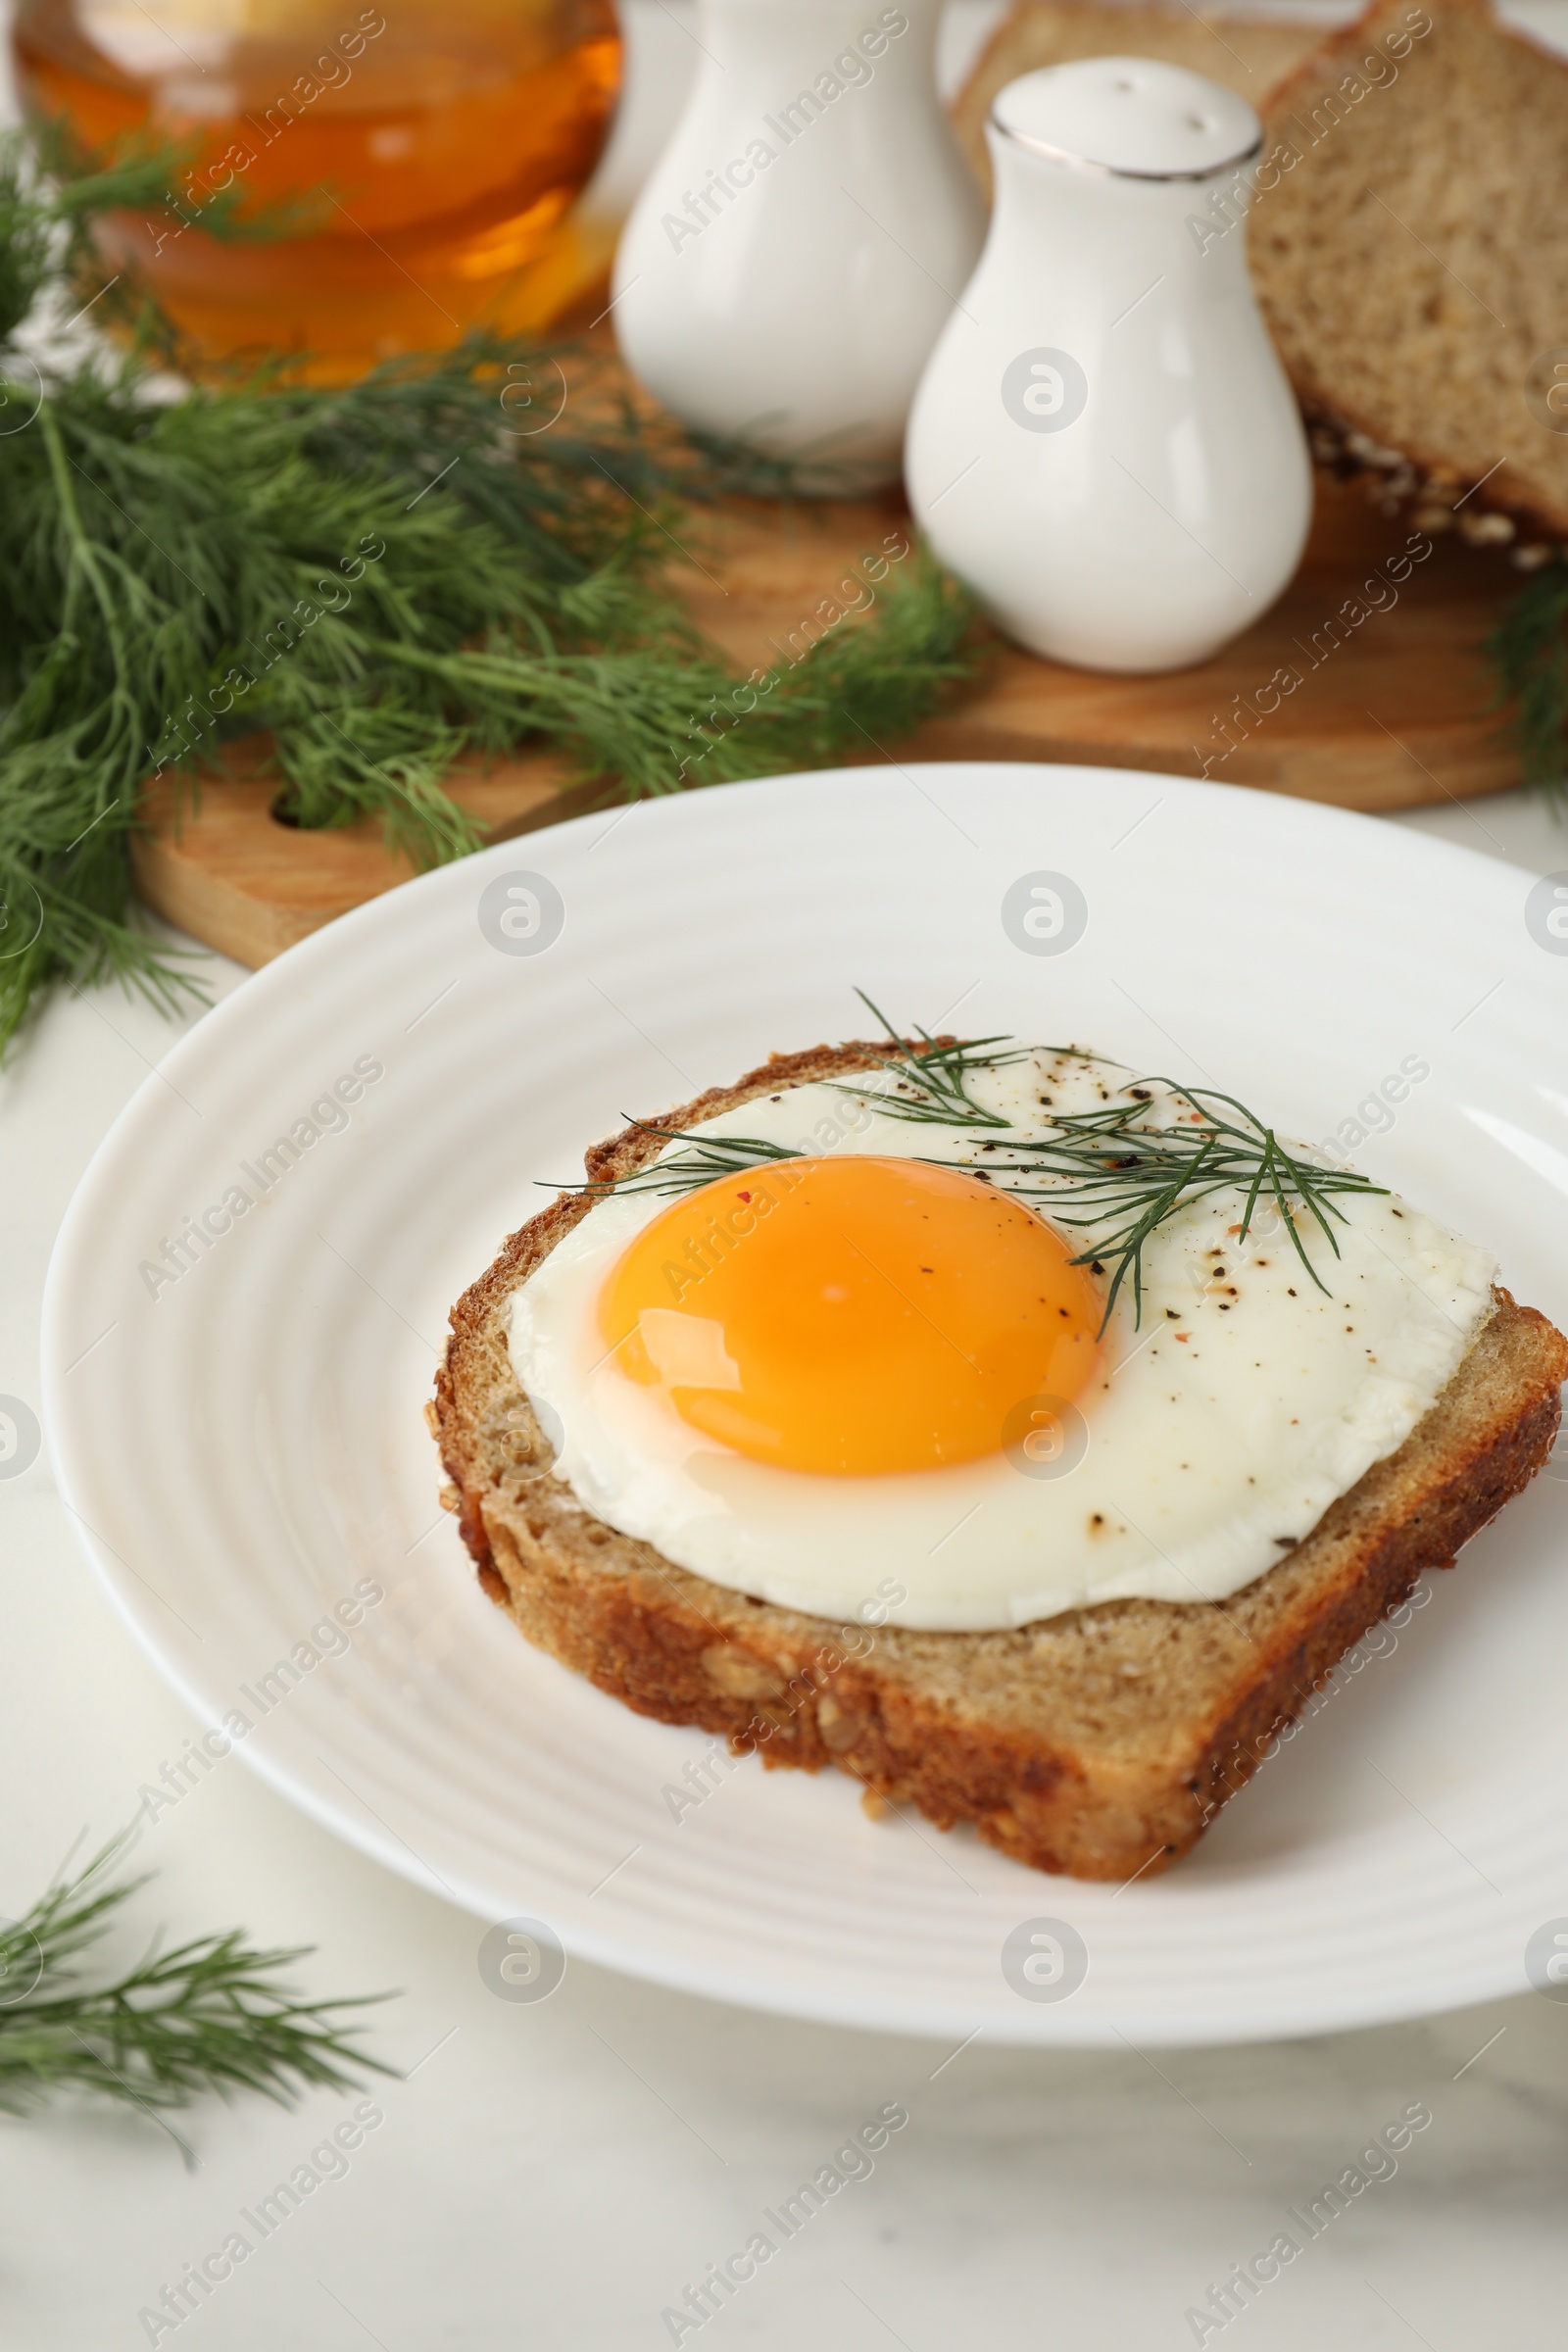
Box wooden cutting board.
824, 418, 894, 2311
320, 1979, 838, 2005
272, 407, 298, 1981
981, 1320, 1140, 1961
131, 471, 1525, 969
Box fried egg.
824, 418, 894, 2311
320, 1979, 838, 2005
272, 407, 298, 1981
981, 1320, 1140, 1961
508, 1049, 1496, 1631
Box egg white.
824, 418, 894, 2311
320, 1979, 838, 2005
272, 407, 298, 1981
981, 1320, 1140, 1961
507, 1051, 1496, 1631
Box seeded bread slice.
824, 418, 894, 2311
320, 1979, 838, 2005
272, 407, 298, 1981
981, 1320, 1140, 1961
1250, 0, 1568, 548
431, 1043, 1568, 1882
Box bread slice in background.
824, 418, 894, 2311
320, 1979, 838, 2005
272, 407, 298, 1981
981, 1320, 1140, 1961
432, 1042, 1568, 1882
955, 0, 1568, 552
953, 0, 1322, 191
1254, 0, 1568, 545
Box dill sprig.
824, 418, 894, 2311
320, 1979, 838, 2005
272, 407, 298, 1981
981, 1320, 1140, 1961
991, 1082, 1389, 1326
571, 1007, 1390, 1330
580, 1121, 805, 1200
820, 989, 1028, 1129
0, 1836, 394, 2155
0, 124, 976, 1056
1486, 556, 1568, 793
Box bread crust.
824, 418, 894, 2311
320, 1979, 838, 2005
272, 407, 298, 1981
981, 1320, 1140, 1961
432, 1042, 1568, 1881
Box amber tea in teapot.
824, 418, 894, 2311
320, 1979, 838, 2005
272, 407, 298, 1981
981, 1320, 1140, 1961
13, 0, 621, 376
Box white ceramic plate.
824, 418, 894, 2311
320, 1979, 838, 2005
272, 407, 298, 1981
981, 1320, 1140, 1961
43, 766, 1568, 2046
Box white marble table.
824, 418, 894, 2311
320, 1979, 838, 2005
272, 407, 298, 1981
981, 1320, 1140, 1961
3, 781, 1568, 2352
7, 0, 1568, 2338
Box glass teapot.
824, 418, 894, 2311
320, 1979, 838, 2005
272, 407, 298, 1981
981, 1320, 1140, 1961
11, 0, 621, 376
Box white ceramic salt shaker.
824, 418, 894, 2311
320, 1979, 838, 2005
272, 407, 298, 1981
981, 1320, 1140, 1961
612, 0, 985, 488
906, 59, 1311, 671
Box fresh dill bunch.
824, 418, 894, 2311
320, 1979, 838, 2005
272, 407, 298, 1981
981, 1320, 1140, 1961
1485, 556, 1568, 793
575, 1005, 1389, 1330
0, 124, 978, 1056
0, 1835, 394, 2155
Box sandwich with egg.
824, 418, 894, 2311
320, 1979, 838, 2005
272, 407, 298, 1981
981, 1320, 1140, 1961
431, 1010, 1567, 1880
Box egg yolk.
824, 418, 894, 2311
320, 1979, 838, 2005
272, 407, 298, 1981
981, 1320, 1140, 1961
597, 1155, 1102, 1475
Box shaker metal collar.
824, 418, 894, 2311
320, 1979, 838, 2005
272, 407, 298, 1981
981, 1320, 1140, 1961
990, 111, 1263, 183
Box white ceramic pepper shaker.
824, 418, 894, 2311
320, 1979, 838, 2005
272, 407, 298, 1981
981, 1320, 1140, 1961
905, 59, 1311, 671
612, 0, 985, 489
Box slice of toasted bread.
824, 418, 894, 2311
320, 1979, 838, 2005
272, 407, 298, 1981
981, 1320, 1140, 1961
432, 1042, 1568, 1882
